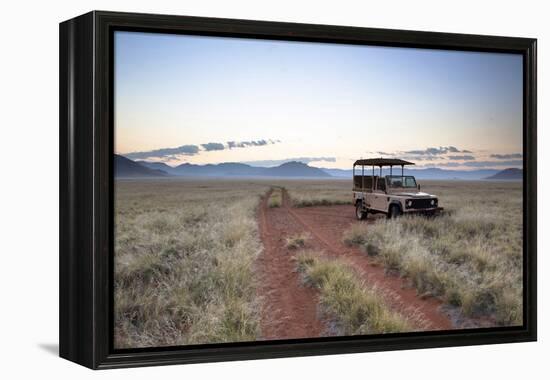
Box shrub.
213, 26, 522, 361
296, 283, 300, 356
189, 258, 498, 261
342, 224, 369, 246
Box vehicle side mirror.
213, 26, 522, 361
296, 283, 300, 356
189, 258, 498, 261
418, 185, 421, 191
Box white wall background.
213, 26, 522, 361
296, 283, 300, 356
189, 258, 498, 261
0, 0, 546, 377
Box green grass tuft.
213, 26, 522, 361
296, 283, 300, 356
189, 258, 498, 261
296, 252, 411, 335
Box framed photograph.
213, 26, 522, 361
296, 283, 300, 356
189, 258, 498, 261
59, 11, 537, 369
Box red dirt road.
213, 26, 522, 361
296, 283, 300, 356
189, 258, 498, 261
256, 189, 455, 340
256, 190, 326, 340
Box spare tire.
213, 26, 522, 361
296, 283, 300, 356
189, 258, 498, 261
356, 202, 367, 220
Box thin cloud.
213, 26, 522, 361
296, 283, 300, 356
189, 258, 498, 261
242, 157, 336, 167
125, 138, 279, 160
401, 155, 439, 161
448, 155, 476, 161
125, 145, 200, 160
371, 146, 472, 160
227, 139, 273, 148
462, 160, 523, 168
201, 142, 225, 151
490, 153, 523, 160
368, 148, 522, 170
404, 146, 471, 155
427, 162, 462, 168
419, 160, 522, 169
158, 155, 183, 163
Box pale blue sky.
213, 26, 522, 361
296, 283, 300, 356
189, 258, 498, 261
114, 31, 523, 170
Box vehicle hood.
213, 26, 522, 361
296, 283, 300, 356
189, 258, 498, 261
391, 191, 436, 198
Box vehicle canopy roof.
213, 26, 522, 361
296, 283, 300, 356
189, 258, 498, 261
353, 158, 415, 167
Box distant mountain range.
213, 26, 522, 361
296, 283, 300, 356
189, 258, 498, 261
321, 167, 514, 180
139, 161, 264, 176
114, 154, 522, 180
485, 168, 523, 180
136, 159, 329, 178
115, 155, 169, 177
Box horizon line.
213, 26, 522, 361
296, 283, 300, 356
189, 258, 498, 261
117, 154, 521, 172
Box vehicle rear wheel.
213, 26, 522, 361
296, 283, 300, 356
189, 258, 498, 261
356, 202, 367, 220
388, 204, 402, 219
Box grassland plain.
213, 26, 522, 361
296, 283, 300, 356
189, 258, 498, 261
114, 177, 521, 348
114, 179, 269, 348
284, 179, 352, 207
342, 181, 523, 326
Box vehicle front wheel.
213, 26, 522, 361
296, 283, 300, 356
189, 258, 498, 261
356, 202, 367, 220
388, 204, 402, 219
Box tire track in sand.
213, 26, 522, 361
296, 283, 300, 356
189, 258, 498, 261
256, 187, 456, 340
280, 189, 454, 332
256, 189, 326, 340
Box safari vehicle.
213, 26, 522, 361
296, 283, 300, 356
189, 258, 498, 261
353, 158, 443, 220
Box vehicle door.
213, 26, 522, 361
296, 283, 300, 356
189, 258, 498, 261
371, 177, 388, 212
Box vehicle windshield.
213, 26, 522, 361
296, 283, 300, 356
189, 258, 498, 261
386, 176, 417, 188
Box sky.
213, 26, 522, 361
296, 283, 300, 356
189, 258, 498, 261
114, 31, 523, 170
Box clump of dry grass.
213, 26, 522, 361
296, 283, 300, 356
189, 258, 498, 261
268, 187, 283, 208
343, 181, 523, 326
295, 251, 411, 335
292, 197, 351, 207
114, 179, 269, 348
342, 224, 370, 247
285, 232, 310, 250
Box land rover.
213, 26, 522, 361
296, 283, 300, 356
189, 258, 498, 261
352, 158, 443, 220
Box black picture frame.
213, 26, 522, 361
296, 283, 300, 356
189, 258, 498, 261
59, 10, 537, 369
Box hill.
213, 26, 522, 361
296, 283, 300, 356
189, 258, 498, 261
485, 168, 523, 180
115, 155, 168, 178
137, 160, 176, 174
173, 162, 265, 177
261, 161, 331, 177
136, 160, 330, 178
